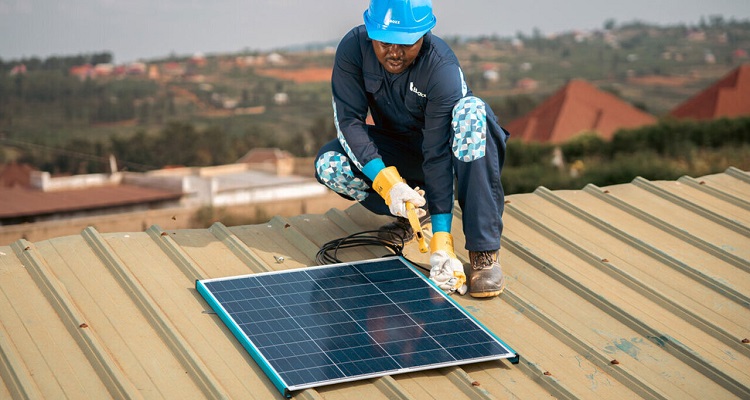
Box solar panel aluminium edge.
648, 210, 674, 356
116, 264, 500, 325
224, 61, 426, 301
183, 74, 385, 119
400, 259, 521, 365
196, 256, 519, 397
195, 279, 291, 397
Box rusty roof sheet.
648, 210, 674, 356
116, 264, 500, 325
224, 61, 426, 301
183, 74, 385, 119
0, 167, 748, 399
0, 184, 182, 219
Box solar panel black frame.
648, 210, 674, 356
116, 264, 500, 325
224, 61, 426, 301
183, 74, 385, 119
196, 257, 519, 397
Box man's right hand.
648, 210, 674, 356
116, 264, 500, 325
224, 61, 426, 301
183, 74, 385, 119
372, 166, 426, 218
388, 182, 426, 218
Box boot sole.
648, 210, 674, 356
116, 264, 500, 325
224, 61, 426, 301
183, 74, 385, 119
469, 278, 506, 298
469, 289, 503, 298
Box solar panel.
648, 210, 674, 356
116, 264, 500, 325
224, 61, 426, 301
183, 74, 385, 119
196, 257, 519, 397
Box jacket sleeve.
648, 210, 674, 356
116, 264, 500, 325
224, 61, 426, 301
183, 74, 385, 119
421, 62, 466, 216
331, 30, 380, 173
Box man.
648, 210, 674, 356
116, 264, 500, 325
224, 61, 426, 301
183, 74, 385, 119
314, 0, 509, 298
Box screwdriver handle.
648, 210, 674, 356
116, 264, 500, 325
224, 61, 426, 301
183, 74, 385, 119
405, 202, 428, 253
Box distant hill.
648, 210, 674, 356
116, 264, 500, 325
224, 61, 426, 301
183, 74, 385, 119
1, 18, 749, 174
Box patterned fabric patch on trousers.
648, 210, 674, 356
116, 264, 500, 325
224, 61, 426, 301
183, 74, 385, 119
316, 151, 370, 202
451, 96, 487, 162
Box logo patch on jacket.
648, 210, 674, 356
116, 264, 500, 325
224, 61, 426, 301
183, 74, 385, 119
409, 82, 426, 98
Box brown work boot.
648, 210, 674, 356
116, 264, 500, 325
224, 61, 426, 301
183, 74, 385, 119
377, 214, 431, 244
468, 250, 505, 298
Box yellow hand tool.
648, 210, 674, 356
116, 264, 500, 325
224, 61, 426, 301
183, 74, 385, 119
405, 202, 428, 253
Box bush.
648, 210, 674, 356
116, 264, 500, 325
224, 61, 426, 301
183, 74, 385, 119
580, 151, 688, 186
505, 139, 553, 167
561, 132, 607, 159
611, 116, 750, 156
502, 164, 585, 194
501, 116, 750, 194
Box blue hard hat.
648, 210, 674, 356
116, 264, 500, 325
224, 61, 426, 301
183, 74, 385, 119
363, 0, 436, 45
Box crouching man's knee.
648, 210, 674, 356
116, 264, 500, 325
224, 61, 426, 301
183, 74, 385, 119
451, 96, 488, 162
315, 151, 370, 202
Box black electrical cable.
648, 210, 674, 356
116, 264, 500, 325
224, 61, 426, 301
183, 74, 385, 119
315, 229, 429, 271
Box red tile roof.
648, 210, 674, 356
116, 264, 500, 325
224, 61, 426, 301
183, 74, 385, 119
505, 79, 657, 143
0, 184, 182, 219
669, 63, 750, 120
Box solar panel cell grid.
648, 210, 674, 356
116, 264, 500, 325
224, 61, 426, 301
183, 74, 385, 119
197, 257, 518, 397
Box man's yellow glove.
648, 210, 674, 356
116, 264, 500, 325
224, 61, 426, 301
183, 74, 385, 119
372, 166, 426, 218
428, 232, 467, 295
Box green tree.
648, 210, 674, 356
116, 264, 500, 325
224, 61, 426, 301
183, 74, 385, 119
110, 130, 157, 170
155, 122, 201, 166
198, 126, 233, 165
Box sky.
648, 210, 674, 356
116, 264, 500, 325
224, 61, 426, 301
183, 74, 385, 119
1, 0, 749, 64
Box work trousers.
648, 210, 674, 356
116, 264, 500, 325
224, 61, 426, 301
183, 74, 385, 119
315, 96, 509, 252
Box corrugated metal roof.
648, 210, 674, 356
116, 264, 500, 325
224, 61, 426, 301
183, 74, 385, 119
1, 167, 748, 399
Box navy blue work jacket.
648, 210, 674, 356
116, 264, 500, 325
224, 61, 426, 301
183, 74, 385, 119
332, 25, 470, 216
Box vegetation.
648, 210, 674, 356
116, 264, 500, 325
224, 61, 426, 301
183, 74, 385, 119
502, 117, 750, 194
1, 18, 749, 194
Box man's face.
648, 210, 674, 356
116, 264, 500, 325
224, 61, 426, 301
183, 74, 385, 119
372, 37, 424, 74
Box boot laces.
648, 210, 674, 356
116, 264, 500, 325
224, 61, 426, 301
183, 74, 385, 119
471, 251, 497, 270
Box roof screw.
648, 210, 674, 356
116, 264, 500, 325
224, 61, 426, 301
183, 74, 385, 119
611, 359, 620, 365
79, 323, 89, 328
543, 371, 552, 376
471, 381, 481, 386
274, 255, 285, 263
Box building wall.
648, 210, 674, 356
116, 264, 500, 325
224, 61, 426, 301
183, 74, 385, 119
212, 183, 328, 207
31, 171, 122, 191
